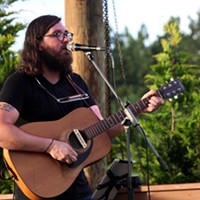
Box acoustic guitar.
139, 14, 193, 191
3, 79, 185, 199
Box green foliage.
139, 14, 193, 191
0, 0, 26, 194
110, 17, 200, 185
110, 26, 152, 103
0, 0, 26, 88
143, 20, 200, 184
142, 21, 199, 184
0, 158, 13, 194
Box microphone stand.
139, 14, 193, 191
84, 52, 168, 200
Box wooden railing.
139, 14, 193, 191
1, 182, 200, 200
115, 182, 200, 200
0, 194, 13, 200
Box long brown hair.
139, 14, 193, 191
18, 15, 61, 75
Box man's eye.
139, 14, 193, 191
55, 32, 62, 36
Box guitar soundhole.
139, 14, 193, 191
68, 131, 88, 150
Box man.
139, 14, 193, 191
0, 15, 164, 200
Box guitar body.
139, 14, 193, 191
3, 107, 111, 199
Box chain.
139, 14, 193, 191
111, 0, 129, 101
102, 0, 130, 116
102, 0, 112, 116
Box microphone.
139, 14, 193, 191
66, 43, 106, 52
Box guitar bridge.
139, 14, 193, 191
73, 129, 87, 149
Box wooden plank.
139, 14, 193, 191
0, 194, 13, 200
147, 190, 200, 200
114, 183, 200, 200
137, 182, 200, 192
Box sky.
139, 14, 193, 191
9, 0, 200, 50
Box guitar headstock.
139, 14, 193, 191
158, 79, 185, 100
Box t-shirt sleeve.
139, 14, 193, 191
0, 72, 31, 112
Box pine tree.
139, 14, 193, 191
0, 0, 26, 193
0, 0, 26, 88
139, 20, 200, 184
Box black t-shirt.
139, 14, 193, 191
0, 71, 96, 122
0, 71, 96, 200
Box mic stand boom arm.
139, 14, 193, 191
84, 52, 168, 199
84, 52, 168, 170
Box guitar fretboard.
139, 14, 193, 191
84, 97, 150, 139
82, 78, 185, 140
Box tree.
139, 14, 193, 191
65, 0, 108, 190
0, 0, 26, 194
180, 11, 200, 67
136, 20, 200, 184
111, 26, 152, 103
0, 0, 26, 88
110, 15, 200, 185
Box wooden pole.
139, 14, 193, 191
64, 0, 107, 190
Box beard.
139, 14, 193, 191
40, 46, 73, 75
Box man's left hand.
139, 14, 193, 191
141, 90, 164, 113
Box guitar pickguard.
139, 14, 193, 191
65, 139, 93, 168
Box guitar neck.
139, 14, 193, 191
84, 96, 150, 139
83, 78, 185, 140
